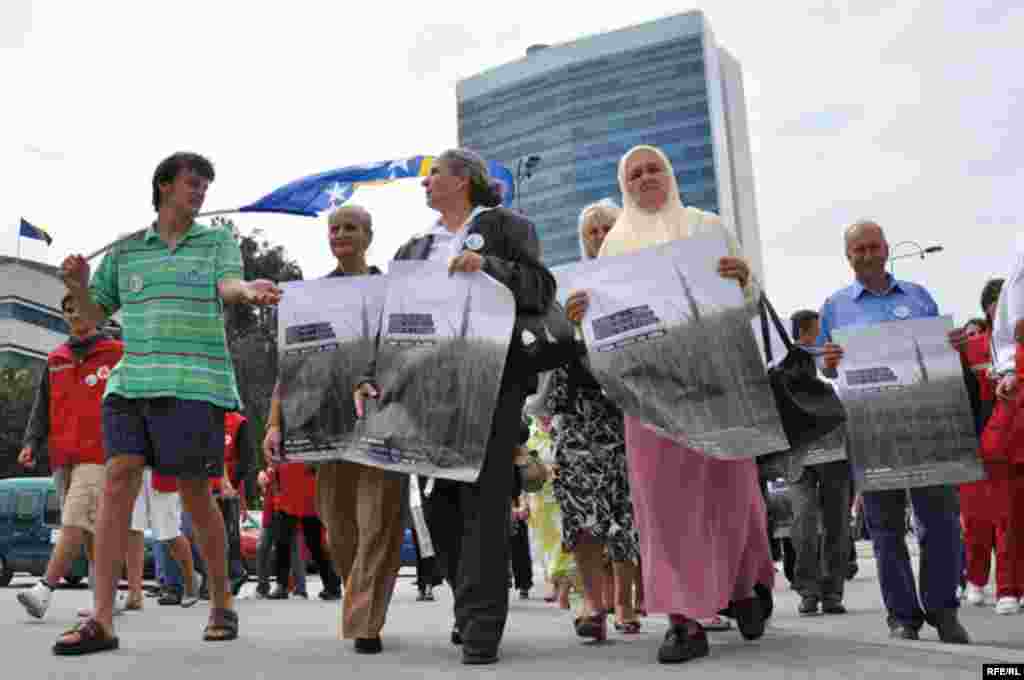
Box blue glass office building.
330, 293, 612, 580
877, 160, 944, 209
457, 11, 764, 282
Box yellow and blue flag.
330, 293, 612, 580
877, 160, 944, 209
239, 155, 515, 217
19, 218, 52, 245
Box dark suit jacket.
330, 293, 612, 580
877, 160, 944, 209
392, 207, 555, 316
361, 207, 556, 389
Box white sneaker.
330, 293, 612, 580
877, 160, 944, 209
966, 583, 986, 606
182, 572, 202, 608
16, 581, 53, 619
996, 597, 1020, 615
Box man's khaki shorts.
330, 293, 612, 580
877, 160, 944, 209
61, 463, 106, 534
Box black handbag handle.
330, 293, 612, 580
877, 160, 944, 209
759, 293, 795, 365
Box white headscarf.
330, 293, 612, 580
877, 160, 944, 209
599, 144, 759, 302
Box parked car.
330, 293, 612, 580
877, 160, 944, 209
0, 477, 88, 586
0, 476, 156, 587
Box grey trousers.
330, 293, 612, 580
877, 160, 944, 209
789, 460, 852, 601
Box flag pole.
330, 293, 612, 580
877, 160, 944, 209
84, 208, 242, 262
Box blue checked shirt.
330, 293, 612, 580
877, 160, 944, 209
816, 274, 940, 345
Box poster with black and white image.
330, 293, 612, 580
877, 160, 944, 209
278, 276, 388, 462
833, 316, 983, 491
556, 233, 789, 459
290, 262, 515, 482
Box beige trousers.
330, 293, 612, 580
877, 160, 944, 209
316, 461, 405, 639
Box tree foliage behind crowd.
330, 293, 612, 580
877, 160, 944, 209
0, 367, 43, 479
216, 217, 304, 496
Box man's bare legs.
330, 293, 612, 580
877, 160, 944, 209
125, 530, 145, 608
179, 479, 231, 613
59, 455, 144, 640
43, 526, 89, 587
168, 535, 198, 597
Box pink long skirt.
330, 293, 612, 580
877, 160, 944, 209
625, 415, 775, 618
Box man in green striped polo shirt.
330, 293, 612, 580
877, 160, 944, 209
55, 152, 282, 655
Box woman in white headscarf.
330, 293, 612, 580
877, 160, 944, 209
566, 145, 775, 665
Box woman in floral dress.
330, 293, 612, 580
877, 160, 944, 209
544, 200, 641, 641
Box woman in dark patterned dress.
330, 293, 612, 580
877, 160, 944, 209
544, 200, 641, 641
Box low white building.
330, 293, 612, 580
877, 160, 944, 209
0, 257, 68, 370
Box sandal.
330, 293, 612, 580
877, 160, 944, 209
53, 618, 119, 656
203, 608, 239, 642
614, 620, 642, 634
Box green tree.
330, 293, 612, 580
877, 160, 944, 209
214, 217, 303, 498
0, 366, 43, 479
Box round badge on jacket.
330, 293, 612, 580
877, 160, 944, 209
129, 274, 144, 293
85, 374, 98, 387
892, 305, 911, 319
96, 366, 111, 380
465, 233, 485, 252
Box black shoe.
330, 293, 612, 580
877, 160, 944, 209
822, 600, 847, 615
889, 623, 919, 640
519, 589, 530, 600
319, 589, 341, 601
158, 587, 183, 606
798, 595, 820, 616
255, 583, 270, 598
657, 624, 709, 664
755, 582, 774, 620
293, 592, 309, 599
929, 609, 969, 644
733, 597, 766, 640
267, 585, 289, 600
450, 626, 463, 645
462, 647, 498, 665
354, 637, 383, 654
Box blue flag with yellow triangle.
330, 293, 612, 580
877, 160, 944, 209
19, 218, 52, 245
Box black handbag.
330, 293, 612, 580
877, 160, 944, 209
758, 293, 847, 449
512, 301, 583, 374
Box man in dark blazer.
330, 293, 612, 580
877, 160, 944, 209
355, 148, 555, 665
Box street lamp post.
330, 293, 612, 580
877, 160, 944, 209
888, 240, 943, 276
514, 155, 542, 213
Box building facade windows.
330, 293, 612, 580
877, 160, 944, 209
0, 301, 69, 335
458, 16, 748, 268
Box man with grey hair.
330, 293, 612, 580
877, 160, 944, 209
816, 220, 969, 644
264, 204, 396, 653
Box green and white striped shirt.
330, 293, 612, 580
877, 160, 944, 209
89, 221, 244, 409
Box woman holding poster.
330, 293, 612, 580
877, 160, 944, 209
565, 145, 774, 665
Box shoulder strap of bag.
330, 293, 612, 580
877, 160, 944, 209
759, 293, 795, 365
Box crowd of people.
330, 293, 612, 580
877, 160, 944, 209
9, 143, 1024, 666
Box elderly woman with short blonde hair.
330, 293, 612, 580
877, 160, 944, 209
542, 199, 641, 642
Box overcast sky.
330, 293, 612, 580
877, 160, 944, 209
1, 1, 1020, 324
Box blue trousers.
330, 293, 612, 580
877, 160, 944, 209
863, 485, 961, 628
155, 539, 180, 587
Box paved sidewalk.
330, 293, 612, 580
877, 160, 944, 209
1, 544, 1022, 679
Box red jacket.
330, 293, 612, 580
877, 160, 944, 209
275, 462, 317, 518
964, 331, 995, 402
211, 412, 246, 493
47, 336, 123, 467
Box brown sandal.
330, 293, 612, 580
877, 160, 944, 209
203, 608, 239, 641
53, 618, 120, 656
